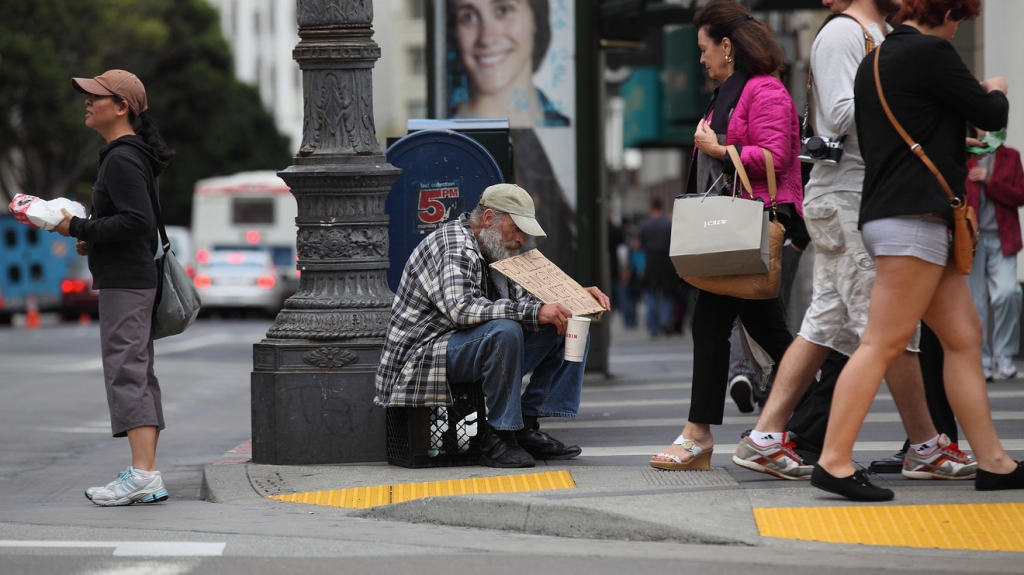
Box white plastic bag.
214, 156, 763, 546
9, 194, 87, 231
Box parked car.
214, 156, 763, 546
193, 250, 286, 316
59, 257, 99, 319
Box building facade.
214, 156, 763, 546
205, 0, 427, 152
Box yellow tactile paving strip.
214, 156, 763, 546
267, 470, 576, 509
755, 503, 1024, 552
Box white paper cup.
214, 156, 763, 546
564, 316, 591, 362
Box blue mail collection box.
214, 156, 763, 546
384, 119, 509, 292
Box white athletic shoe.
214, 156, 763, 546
87, 466, 169, 506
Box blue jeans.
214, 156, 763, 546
445, 320, 587, 431
967, 233, 1022, 366
645, 288, 674, 336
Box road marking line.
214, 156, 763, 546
113, 542, 226, 557
154, 333, 238, 354
40, 333, 241, 372
0, 541, 225, 556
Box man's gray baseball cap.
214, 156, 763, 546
478, 183, 547, 238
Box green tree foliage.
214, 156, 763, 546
0, 0, 293, 226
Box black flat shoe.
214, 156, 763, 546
479, 430, 535, 468
868, 451, 906, 474
976, 461, 1024, 491
515, 428, 582, 460
811, 465, 894, 502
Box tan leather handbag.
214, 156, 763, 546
684, 145, 785, 300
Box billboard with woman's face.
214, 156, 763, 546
444, 0, 577, 273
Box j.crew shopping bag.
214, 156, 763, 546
668, 194, 770, 278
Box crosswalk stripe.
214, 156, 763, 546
610, 353, 694, 363
548, 411, 1024, 429
580, 390, 1024, 409
580, 438, 1024, 457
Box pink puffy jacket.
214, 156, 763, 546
724, 74, 804, 216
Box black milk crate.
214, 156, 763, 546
386, 382, 485, 468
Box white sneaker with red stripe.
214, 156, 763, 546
902, 434, 977, 480
732, 432, 813, 480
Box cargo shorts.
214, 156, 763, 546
799, 191, 920, 356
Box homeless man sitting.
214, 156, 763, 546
374, 183, 611, 468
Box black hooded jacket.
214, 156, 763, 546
69, 135, 170, 289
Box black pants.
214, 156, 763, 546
689, 289, 793, 425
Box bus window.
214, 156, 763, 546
233, 198, 274, 224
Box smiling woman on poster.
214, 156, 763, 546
446, 0, 576, 275
448, 0, 570, 127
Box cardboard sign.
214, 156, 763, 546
489, 249, 604, 316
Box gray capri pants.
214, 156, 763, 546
98, 288, 164, 437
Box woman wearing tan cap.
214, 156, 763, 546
53, 69, 176, 506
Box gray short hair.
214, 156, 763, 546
469, 204, 506, 227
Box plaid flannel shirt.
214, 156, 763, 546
374, 214, 543, 408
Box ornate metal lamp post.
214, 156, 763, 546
251, 0, 401, 464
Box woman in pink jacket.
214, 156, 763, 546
651, 0, 803, 470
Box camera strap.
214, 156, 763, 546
802, 13, 878, 139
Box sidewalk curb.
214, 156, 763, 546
201, 462, 756, 545
353, 495, 746, 544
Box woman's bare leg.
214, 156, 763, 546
922, 263, 1018, 474
816, 256, 944, 478
127, 426, 159, 471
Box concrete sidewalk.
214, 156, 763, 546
201, 447, 1024, 550
200, 313, 1024, 554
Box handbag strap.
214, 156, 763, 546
872, 44, 960, 207
726, 145, 778, 214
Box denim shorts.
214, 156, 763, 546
861, 215, 950, 267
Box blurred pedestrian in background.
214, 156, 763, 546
636, 198, 678, 338
965, 126, 1024, 382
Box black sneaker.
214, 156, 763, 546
868, 451, 906, 474
515, 428, 581, 460
811, 465, 894, 502
729, 375, 755, 414
479, 429, 535, 468
976, 461, 1024, 491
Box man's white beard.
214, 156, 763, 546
479, 219, 520, 262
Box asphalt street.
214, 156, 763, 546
1, 314, 1022, 574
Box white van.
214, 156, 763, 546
190, 171, 298, 292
